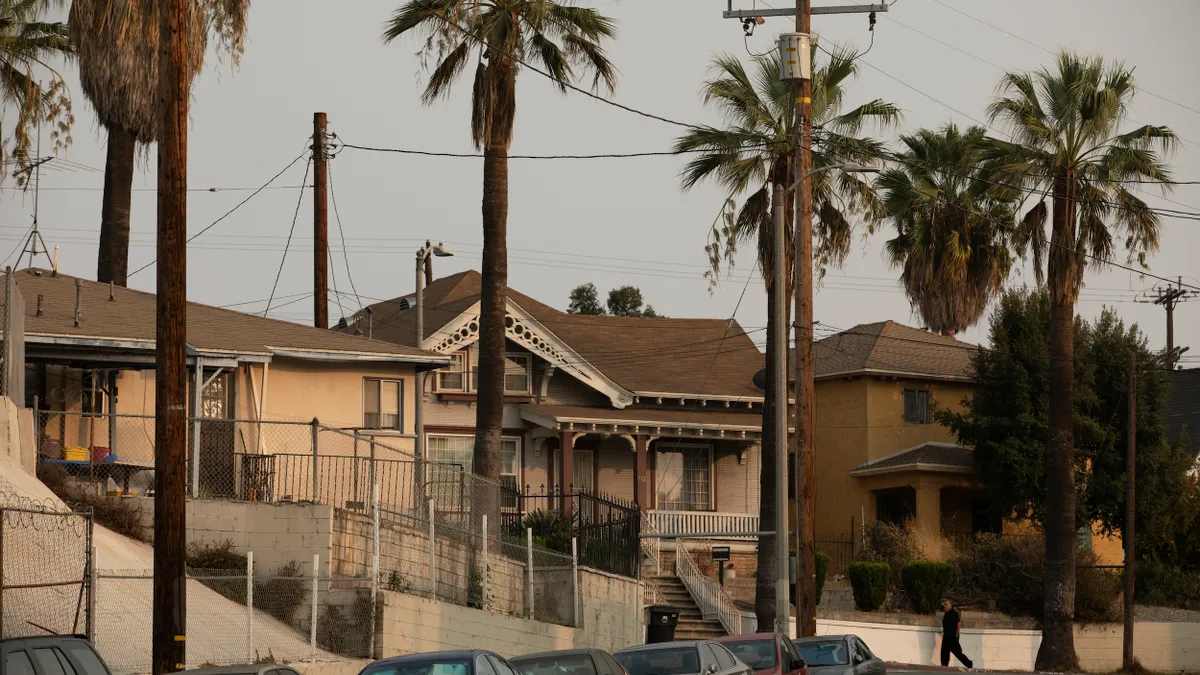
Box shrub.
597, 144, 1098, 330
522, 510, 575, 554
1075, 563, 1121, 622
187, 540, 248, 604
255, 562, 307, 625
38, 463, 149, 542
858, 520, 920, 584
901, 561, 952, 614
1136, 559, 1200, 611
847, 562, 890, 611
815, 552, 829, 606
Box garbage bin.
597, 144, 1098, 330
646, 605, 680, 643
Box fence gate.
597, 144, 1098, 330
0, 502, 94, 640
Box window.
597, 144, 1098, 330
504, 354, 532, 394
476, 655, 498, 675
655, 444, 713, 511
364, 378, 404, 431
64, 643, 109, 675
713, 645, 737, 669
427, 434, 521, 503
700, 646, 720, 672
438, 352, 469, 392
6, 652, 35, 675
33, 649, 69, 675
903, 388, 931, 424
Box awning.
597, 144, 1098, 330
849, 442, 976, 477
520, 404, 773, 441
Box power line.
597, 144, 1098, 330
265, 157, 312, 316
326, 160, 362, 313
0, 184, 314, 193
128, 151, 310, 278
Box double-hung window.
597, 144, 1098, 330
426, 434, 521, 508
655, 443, 713, 511
438, 352, 469, 392
363, 378, 403, 431
504, 354, 532, 394
903, 388, 931, 424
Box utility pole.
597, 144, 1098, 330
313, 112, 329, 330
771, 178, 790, 636
1123, 350, 1137, 670
153, 0, 190, 671
1146, 278, 1196, 369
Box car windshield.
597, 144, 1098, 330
795, 641, 848, 667
615, 648, 699, 675
510, 655, 598, 675
362, 659, 472, 675
724, 641, 777, 671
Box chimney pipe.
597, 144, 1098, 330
366, 307, 374, 339
73, 279, 81, 327
36, 294, 42, 317
109, 281, 114, 301
52, 246, 59, 276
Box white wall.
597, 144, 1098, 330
816, 618, 1200, 673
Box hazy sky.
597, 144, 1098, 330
4, 0, 1198, 362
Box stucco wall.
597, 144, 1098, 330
816, 618, 1200, 673
808, 378, 870, 542
863, 379, 971, 462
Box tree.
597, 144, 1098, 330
673, 45, 897, 627
606, 285, 659, 317
984, 52, 1177, 669
0, 0, 73, 174
383, 1, 617, 488
877, 124, 1018, 336
567, 283, 604, 315
938, 289, 1191, 595
69, 0, 248, 286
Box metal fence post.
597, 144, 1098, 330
370, 483, 380, 659
311, 553, 319, 662
247, 551, 254, 662
526, 527, 534, 619
571, 537, 580, 628
353, 430, 361, 509
428, 499, 436, 598
0, 510, 6, 637
481, 514, 488, 612
191, 357, 203, 499
86, 513, 95, 641
310, 418, 320, 503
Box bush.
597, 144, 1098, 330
901, 561, 952, 614
858, 520, 920, 585
187, 540, 248, 605
1136, 559, 1200, 611
815, 552, 829, 606
256, 562, 307, 625
522, 510, 575, 554
847, 562, 890, 611
38, 463, 149, 542
1076, 563, 1122, 622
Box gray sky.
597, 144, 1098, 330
4, 0, 1198, 362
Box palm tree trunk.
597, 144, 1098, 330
98, 124, 135, 286
757, 270, 779, 629
472, 136, 508, 493
1035, 173, 1079, 672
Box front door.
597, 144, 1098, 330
198, 370, 235, 497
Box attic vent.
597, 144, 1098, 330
335, 317, 348, 330
398, 298, 411, 311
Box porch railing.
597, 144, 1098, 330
640, 512, 661, 577
675, 538, 742, 635
649, 510, 759, 539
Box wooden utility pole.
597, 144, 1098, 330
1149, 278, 1195, 369
153, 0, 190, 671
1123, 350, 1137, 670
791, 0, 817, 640
313, 112, 329, 329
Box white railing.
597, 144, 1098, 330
675, 538, 742, 635
640, 512, 661, 577
649, 510, 760, 539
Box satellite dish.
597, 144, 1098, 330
752, 368, 766, 391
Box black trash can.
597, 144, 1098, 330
646, 605, 680, 643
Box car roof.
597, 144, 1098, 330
713, 634, 779, 644
175, 667, 280, 675
792, 635, 853, 643
615, 642, 702, 654
0, 635, 92, 646
370, 650, 495, 666
511, 649, 600, 661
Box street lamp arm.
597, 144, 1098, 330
784, 162, 878, 195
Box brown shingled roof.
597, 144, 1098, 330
849, 442, 975, 475
809, 321, 979, 381
349, 270, 765, 399
5, 269, 448, 363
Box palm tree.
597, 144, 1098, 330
985, 51, 1176, 671
68, 0, 249, 286
0, 0, 73, 174
673, 45, 898, 626
383, 1, 617, 487
877, 124, 1018, 336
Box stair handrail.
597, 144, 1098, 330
640, 511, 661, 577
674, 538, 741, 635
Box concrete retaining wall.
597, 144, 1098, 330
817, 618, 1200, 672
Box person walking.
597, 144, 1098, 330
940, 599, 974, 668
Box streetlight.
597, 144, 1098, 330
416, 241, 454, 471
770, 161, 877, 636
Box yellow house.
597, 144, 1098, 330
790, 321, 1122, 567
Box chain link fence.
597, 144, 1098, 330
0, 495, 93, 641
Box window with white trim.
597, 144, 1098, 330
655, 443, 713, 511
504, 354, 532, 394
437, 352, 469, 392
363, 378, 403, 431
426, 434, 522, 505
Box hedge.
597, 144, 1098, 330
901, 561, 952, 613
848, 562, 890, 611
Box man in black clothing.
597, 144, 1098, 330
940, 599, 974, 668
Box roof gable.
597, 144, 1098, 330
812, 320, 977, 381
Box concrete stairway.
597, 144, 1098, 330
650, 574, 727, 640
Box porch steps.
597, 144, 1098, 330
652, 575, 727, 640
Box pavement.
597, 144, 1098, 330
887, 664, 1036, 675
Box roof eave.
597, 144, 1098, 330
267, 347, 451, 366
849, 463, 976, 477
813, 367, 973, 383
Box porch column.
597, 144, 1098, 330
634, 434, 649, 510
914, 480, 942, 542
560, 430, 574, 518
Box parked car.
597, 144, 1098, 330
614, 641, 751, 675
186, 666, 302, 675
0, 635, 111, 675
510, 648, 628, 675
714, 633, 807, 675
790, 635, 884, 675
359, 650, 524, 675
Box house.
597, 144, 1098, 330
3, 268, 450, 498
1166, 368, 1200, 470
791, 321, 1122, 566
342, 270, 769, 536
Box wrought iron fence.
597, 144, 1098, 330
816, 533, 855, 576
500, 486, 640, 578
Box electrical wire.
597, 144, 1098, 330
264, 157, 312, 316
127, 151, 310, 278
326, 161, 363, 313
334, 135, 779, 160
